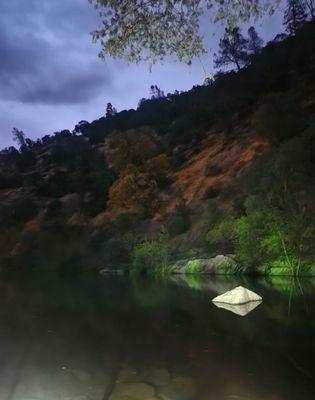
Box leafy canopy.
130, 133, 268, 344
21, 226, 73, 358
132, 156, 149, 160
89, 0, 280, 64
283, 0, 307, 34
214, 27, 249, 71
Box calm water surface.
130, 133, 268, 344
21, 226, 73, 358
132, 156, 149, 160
0, 274, 314, 400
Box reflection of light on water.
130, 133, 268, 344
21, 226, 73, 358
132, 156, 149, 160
213, 300, 262, 316
3, 366, 105, 400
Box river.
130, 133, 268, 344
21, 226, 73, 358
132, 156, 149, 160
0, 274, 314, 399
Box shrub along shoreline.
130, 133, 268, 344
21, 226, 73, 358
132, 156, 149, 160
130, 252, 315, 277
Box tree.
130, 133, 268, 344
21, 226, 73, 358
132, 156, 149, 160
12, 128, 26, 147
132, 233, 169, 275
203, 74, 215, 86
150, 85, 165, 99
108, 168, 158, 214
25, 138, 35, 148
236, 194, 314, 275
237, 124, 315, 274
89, 0, 280, 65
106, 128, 159, 174
283, 0, 307, 35
214, 27, 249, 71
73, 120, 89, 135
144, 154, 170, 186
137, 98, 148, 109
247, 26, 264, 56
305, 0, 315, 20
106, 102, 117, 118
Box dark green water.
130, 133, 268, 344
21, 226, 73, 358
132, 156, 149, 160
0, 274, 314, 399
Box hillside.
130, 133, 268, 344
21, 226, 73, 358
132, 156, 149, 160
0, 22, 315, 276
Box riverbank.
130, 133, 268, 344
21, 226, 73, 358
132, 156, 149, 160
167, 255, 315, 277
99, 254, 315, 277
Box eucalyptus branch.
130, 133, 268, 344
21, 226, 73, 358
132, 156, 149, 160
89, 0, 280, 64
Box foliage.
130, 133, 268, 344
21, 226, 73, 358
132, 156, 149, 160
150, 85, 165, 99
185, 260, 203, 274
259, 258, 314, 277
89, 0, 279, 64
108, 167, 158, 215
144, 154, 170, 186
195, 200, 234, 256
235, 197, 271, 269
305, 0, 315, 20
235, 197, 314, 275
236, 126, 315, 275
0, 23, 315, 275
106, 128, 160, 174
284, 0, 307, 35
206, 215, 237, 254
68, 23, 315, 147
214, 27, 249, 71
16, 149, 37, 171
33, 136, 113, 214
251, 92, 306, 142
103, 234, 136, 268
7, 225, 96, 275
165, 207, 191, 236
12, 128, 26, 148
132, 233, 169, 275
0, 198, 39, 227
0, 173, 22, 189
46, 199, 62, 218
247, 26, 264, 55
106, 128, 170, 215
106, 102, 117, 118
214, 25, 263, 71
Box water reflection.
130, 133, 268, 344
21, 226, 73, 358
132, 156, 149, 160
0, 274, 313, 399
212, 300, 262, 316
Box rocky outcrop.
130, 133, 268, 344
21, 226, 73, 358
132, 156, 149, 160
212, 286, 262, 304
170, 255, 238, 275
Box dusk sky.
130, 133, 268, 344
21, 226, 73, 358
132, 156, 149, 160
0, 0, 284, 149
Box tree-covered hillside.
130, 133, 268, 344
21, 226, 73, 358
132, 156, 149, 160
0, 22, 314, 276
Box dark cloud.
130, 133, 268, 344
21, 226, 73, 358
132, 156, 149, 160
0, 1, 283, 149
0, 0, 111, 105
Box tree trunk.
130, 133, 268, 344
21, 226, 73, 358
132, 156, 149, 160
293, 4, 297, 35
234, 59, 241, 71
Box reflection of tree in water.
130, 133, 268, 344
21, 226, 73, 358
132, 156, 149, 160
260, 275, 315, 316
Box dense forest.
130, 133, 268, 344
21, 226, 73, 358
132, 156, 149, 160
0, 21, 314, 277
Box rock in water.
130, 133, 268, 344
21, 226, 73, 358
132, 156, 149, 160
212, 286, 262, 305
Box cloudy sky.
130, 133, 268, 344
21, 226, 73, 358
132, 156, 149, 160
0, 0, 284, 148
